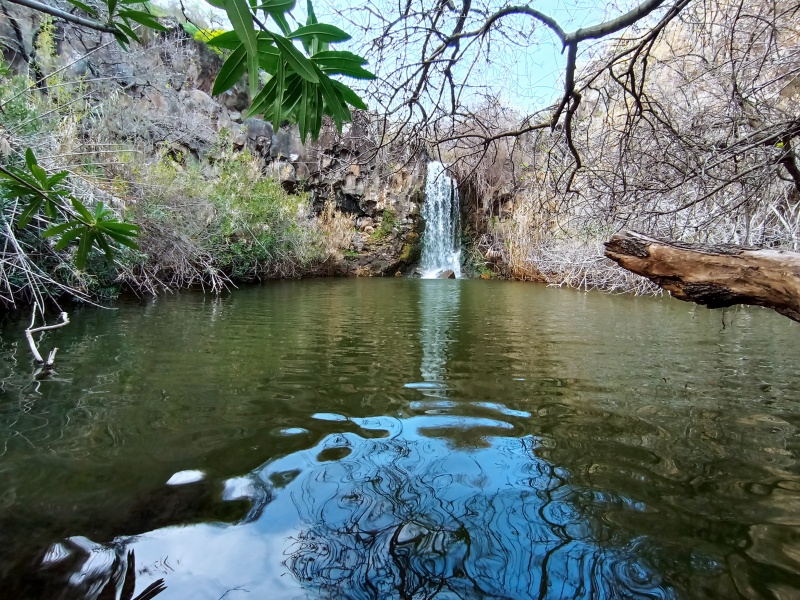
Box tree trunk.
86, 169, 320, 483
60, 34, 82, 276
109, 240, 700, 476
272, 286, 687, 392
604, 231, 800, 322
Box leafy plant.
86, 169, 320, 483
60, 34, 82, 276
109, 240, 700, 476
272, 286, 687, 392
17, 0, 374, 141
0, 149, 140, 270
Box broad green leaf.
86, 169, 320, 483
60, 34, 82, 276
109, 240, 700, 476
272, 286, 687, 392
65, 0, 98, 16
75, 230, 94, 270
108, 0, 118, 17
288, 24, 350, 45
116, 21, 142, 44
306, 0, 317, 25
212, 45, 248, 95
71, 197, 94, 223
310, 50, 367, 66
95, 232, 115, 262
223, 0, 259, 98
247, 72, 279, 116
47, 171, 69, 187
331, 80, 367, 110
270, 12, 291, 35
258, 44, 280, 74
298, 79, 309, 140
119, 9, 170, 32
25, 148, 37, 170
98, 221, 140, 234
42, 221, 77, 238
53, 226, 85, 250
259, 0, 294, 33
256, 0, 295, 11
272, 58, 285, 127
18, 198, 43, 228
315, 65, 350, 128
104, 230, 140, 249
30, 164, 48, 186
311, 51, 375, 79
264, 73, 302, 124
44, 199, 56, 219
206, 31, 242, 49
311, 86, 322, 139
205, 0, 225, 7
113, 30, 130, 51
270, 32, 319, 83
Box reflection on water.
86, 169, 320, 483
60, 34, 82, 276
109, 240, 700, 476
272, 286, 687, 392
44, 417, 679, 600
1, 279, 800, 598
418, 280, 460, 393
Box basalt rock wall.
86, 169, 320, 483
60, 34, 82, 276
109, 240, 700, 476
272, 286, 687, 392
0, 7, 427, 277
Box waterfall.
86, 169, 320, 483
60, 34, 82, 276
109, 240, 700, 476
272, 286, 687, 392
420, 162, 461, 278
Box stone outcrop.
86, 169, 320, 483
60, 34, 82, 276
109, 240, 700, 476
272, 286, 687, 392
0, 10, 428, 277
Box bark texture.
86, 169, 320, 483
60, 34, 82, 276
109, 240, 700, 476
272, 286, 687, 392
604, 231, 800, 322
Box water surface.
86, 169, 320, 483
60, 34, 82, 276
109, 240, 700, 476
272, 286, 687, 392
1, 279, 799, 599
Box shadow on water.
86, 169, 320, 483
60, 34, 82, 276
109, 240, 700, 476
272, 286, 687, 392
1, 280, 800, 598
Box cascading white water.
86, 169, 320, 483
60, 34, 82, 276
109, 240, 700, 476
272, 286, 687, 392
420, 162, 461, 278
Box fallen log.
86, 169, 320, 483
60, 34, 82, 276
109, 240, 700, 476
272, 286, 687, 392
604, 231, 800, 323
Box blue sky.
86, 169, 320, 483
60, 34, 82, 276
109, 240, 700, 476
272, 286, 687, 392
166, 0, 632, 114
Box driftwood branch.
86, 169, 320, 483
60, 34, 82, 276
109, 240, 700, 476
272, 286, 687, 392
604, 231, 800, 322
25, 308, 70, 365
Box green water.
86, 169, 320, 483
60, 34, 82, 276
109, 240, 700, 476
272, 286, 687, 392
1, 279, 799, 599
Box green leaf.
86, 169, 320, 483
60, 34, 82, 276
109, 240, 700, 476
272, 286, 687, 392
298, 79, 309, 140
42, 221, 77, 238
311, 86, 322, 139
256, 0, 295, 11
206, 31, 242, 49
115, 21, 142, 44
223, 0, 259, 99
18, 198, 43, 228
113, 30, 130, 51
270, 32, 319, 83
25, 148, 37, 170
75, 230, 94, 270
53, 226, 85, 250
258, 48, 280, 74
65, 0, 98, 16
118, 9, 170, 32
306, 0, 317, 25
312, 51, 375, 79
44, 199, 57, 219
259, 0, 294, 33
71, 197, 94, 223
247, 72, 280, 116
47, 171, 69, 188
212, 45, 247, 95
98, 221, 140, 234
331, 80, 367, 110
108, 0, 118, 18
95, 232, 115, 262
104, 229, 140, 249
316, 65, 350, 128
272, 58, 286, 127
30, 164, 48, 186
288, 24, 350, 45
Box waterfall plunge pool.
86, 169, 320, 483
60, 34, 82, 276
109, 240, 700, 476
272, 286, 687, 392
1, 278, 800, 599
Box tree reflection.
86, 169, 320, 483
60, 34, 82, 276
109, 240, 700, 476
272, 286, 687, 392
279, 425, 677, 599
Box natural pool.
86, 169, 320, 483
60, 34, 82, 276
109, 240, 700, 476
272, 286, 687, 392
1, 278, 799, 599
